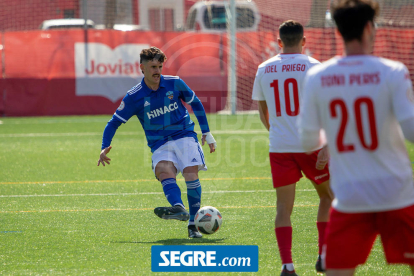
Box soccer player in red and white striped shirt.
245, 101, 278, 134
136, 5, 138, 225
299, 1, 414, 275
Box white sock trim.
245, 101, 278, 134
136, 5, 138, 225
174, 203, 185, 209
282, 263, 294, 271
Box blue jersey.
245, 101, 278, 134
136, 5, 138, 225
102, 75, 210, 152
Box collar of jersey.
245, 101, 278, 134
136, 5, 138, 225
141, 75, 166, 94
279, 53, 301, 55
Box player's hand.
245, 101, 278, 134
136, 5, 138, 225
98, 146, 112, 166
202, 132, 216, 153
316, 146, 329, 170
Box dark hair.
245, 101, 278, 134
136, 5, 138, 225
332, 0, 379, 42
279, 20, 304, 47
140, 46, 167, 64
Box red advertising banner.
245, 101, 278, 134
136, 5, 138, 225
1, 29, 414, 116
2, 30, 227, 116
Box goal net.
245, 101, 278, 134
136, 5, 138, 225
0, 0, 413, 114
223, 0, 414, 112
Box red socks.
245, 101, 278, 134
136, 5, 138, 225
275, 226, 293, 264
275, 223, 327, 264
317, 221, 328, 255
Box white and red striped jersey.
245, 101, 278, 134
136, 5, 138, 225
252, 53, 321, 152
299, 55, 414, 212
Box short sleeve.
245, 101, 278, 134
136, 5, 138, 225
114, 94, 138, 123
389, 64, 414, 122
307, 59, 321, 70
175, 78, 195, 104
252, 68, 265, 101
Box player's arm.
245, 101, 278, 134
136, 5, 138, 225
400, 118, 414, 143
391, 64, 414, 143
251, 67, 269, 130
177, 79, 216, 153
191, 97, 217, 153
315, 145, 329, 170
98, 117, 122, 166
258, 101, 270, 131
298, 73, 326, 151
298, 60, 327, 152
98, 96, 137, 166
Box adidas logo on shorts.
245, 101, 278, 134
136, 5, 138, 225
191, 158, 197, 162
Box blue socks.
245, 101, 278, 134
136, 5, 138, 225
186, 179, 202, 224
161, 178, 184, 208
160, 178, 202, 224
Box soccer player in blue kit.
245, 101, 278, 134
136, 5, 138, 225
97, 46, 217, 238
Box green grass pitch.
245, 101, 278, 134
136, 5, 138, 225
0, 114, 412, 275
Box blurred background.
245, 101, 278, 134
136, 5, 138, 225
0, 0, 413, 116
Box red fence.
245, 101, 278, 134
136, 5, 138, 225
0, 29, 414, 116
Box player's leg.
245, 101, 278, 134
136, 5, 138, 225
270, 152, 302, 275
296, 150, 332, 272
310, 180, 333, 222
153, 160, 190, 220
411, 265, 414, 275
275, 184, 296, 227
276, 184, 298, 276
174, 137, 207, 238
155, 160, 183, 207
182, 165, 202, 224
182, 165, 203, 238
311, 179, 333, 272
152, 143, 189, 221
275, 183, 297, 275
377, 204, 414, 273
155, 160, 177, 181
176, 138, 206, 226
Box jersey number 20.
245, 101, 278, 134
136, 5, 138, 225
270, 78, 299, 117
330, 97, 378, 152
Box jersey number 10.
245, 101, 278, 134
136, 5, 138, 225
270, 78, 299, 117
330, 97, 378, 152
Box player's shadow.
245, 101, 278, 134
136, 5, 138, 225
112, 238, 226, 245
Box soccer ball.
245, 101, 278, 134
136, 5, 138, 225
195, 206, 222, 234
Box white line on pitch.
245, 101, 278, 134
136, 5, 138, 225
0, 177, 272, 185
0, 189, 314, 198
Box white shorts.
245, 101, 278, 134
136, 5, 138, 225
152, 137, 207, 176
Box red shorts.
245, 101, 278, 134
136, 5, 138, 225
324, 204, 414, 269
269, 150, 330, 188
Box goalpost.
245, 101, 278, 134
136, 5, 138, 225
228, 0, 237, 115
